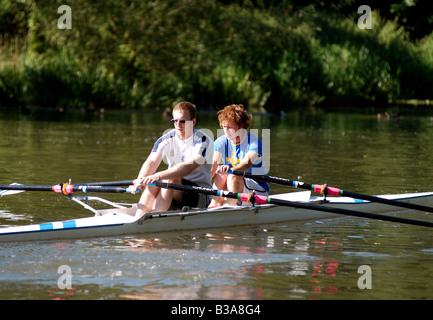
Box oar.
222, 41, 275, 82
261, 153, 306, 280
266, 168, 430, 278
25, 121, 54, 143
79, 180, 134, 186
149, 181, 433, 228
0, 180, 136, 196
227, 170, 433, 214
0, 183, 139, 194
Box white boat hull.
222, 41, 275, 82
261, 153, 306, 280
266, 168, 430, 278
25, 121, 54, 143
1, 191, 433, 242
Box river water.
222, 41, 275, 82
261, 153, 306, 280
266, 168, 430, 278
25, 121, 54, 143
0, 107, 433, 301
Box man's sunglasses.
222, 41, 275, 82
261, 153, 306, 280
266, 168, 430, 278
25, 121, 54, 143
171, 119, 188, 124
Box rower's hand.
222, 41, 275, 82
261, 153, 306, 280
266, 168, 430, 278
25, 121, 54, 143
216, 165, 231, 174
141, 174, 162, 186
129, 175, 162, 194
128, 178, 143, 194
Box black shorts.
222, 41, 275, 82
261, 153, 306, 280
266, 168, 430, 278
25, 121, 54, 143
170, 179, 202, 210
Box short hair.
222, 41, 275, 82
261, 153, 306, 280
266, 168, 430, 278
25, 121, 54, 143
217, 104, 252, 129
173, 101, 197, 119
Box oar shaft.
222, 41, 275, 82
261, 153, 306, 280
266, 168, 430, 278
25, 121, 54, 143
228, 170, 433, 214
0, 185, 53, 192
64, 185, 132, 194
80, 180, 134, 186
268, 196, 433, 228
0, 184, 134, 194
151, 182, 433, 228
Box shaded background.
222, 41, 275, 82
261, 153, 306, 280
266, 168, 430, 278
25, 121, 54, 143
1, 0, 433, 113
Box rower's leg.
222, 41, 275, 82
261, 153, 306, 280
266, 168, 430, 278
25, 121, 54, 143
135, 185, 160, 217
208, 173, 228, 207
152, 179, 182, 213
225, 174, 244, 206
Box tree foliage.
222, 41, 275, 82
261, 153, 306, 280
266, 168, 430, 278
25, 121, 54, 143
1, 0, 433, 111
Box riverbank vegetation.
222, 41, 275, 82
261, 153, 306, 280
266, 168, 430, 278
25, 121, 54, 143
1, 0, 433, 112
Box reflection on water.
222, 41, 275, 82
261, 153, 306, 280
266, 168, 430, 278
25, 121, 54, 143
0, 215, 432, 300
0, 107, 433, 300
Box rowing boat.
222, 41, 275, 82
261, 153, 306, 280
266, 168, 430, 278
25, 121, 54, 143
1, 189, 433, 242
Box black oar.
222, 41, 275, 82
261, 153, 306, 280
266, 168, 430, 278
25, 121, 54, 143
0, 183, 137, 194
227, 170, 433, 214
149, 181, 433, 228
79, 180, 134, 186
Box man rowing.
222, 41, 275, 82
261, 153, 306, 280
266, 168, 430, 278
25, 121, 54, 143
130, 101, 213, 217
209, 104, 269, 207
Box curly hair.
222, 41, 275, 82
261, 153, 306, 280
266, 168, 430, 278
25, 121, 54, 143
217, 104, 252, 129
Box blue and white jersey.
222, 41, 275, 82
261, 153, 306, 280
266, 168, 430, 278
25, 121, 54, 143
214, 133, 269, 192
152, 129, 213, 188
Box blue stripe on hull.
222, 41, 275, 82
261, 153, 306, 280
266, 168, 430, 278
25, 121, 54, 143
0, 222, 126, 239
39, 220, 76, 231
40, 223, 53, 230
62, 221, 77, 229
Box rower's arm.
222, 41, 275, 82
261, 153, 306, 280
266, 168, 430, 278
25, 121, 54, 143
232, 151, 259, 172
210, 152, 223, 179
158, 154, 204, 180
136, 152, 163, 180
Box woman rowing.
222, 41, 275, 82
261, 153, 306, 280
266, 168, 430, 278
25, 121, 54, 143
209, 104, 269, 207
130, 101, 213, 217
